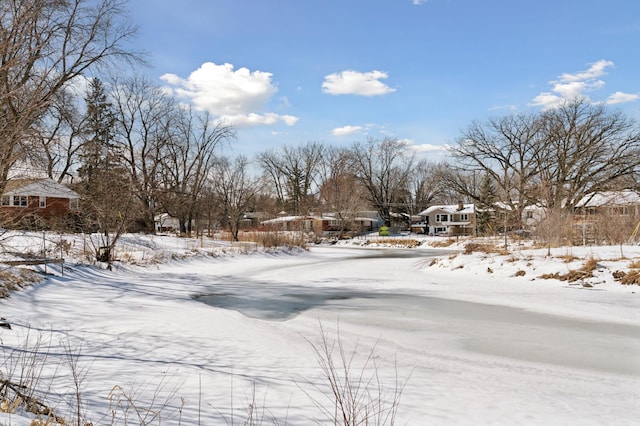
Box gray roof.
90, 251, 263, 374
3, 178, 79, 199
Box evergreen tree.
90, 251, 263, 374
76, 78, 135, 263
476, 172, 496, 235
78, 78, 116, 186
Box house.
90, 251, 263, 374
260, 215, 318, 232
418, 202, 475, 236
153, 213, 198, 233
522, 204, 547, 231
261, 211, 383, 236
154, 213, 180, 233
574, 190, 640, 216
0, 178, 80, 229
573, 190, 640, 244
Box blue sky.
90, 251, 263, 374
126, 0, 640, 160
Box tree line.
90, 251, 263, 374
2, 0, 640, 255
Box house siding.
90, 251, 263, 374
0, 179, 80, 229
419, 204, 475, 236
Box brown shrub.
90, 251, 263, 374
614, 269, 640, 285
629, 259, 640, 269
539, 269, 592, 283
366, 239, 420, 248
464, 243, 504, 255
0, 269, 41, 298
612, 270, 626, 279
431, 239, 456, 248
581, 258, 600, 273
514, 270, 526, 277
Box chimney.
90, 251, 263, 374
457, 200, 464, 211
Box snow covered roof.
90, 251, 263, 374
418, 203, 475, 216
2, 178, 79, 199
261, 215, 319, 224
575, 190, 640, 208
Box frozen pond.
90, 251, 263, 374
192, 248, 640, 376
1, 245, 639, 425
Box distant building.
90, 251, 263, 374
417, 202, 475, 236
0, 178, 80, 229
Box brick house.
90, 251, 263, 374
0, 178, 80, 229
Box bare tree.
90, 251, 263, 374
111, 75, 176, 232
403, 159, 449, 215
27, 89, 85, 182
0, 0, 141, 193
317, 146, 368, 236
350, 138, 415, 227
210, 155, 261, 241
258, 141, 324, 215
450, 113, 544, 232
160, 108, 235, 235
536, 98, 640, 210
451, 99, 640, 237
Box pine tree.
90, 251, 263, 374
78, 78, 116, 186
75, 78, 135, 263
476, 173, 496, 235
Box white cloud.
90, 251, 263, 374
530, 60, 616, 110
160, 62, 298, 127
606, 91, 640, 105
322, 70, 396, 96
556, 59, 613, 83
331, 125, 363, 136
407, 142, 450, 153
220, 113, 299, 127
530, 92, 564, 110
412, 0, 428, 4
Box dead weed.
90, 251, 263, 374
463, 243, 507, 255
614, 269, 640, 285
431, 239, 456, 248
0, 269, 41, 298
538, 258, 600, 283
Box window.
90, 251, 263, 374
460, 213, 469, 221
12, 195, 27, 207
39, 196, 46, 208
613, 206, 629, 216
1, 196, 10, 206
435, 214, 449, 223
69, 198, 79, 210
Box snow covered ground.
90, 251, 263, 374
1, 232, 639, 425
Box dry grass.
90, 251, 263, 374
304, 323, 407, 426
539, 258, 600, 283
365, 239, 421, 248
629, 259, 640, 269
514, 270, 526, 277
613, 269, 640, 285
582, 258, 600, 273
556, 254, 579, 263
237, 231, 308, 249
463, 242, 507, 255
430, 239, 456, 248
0, 268, 41, 298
